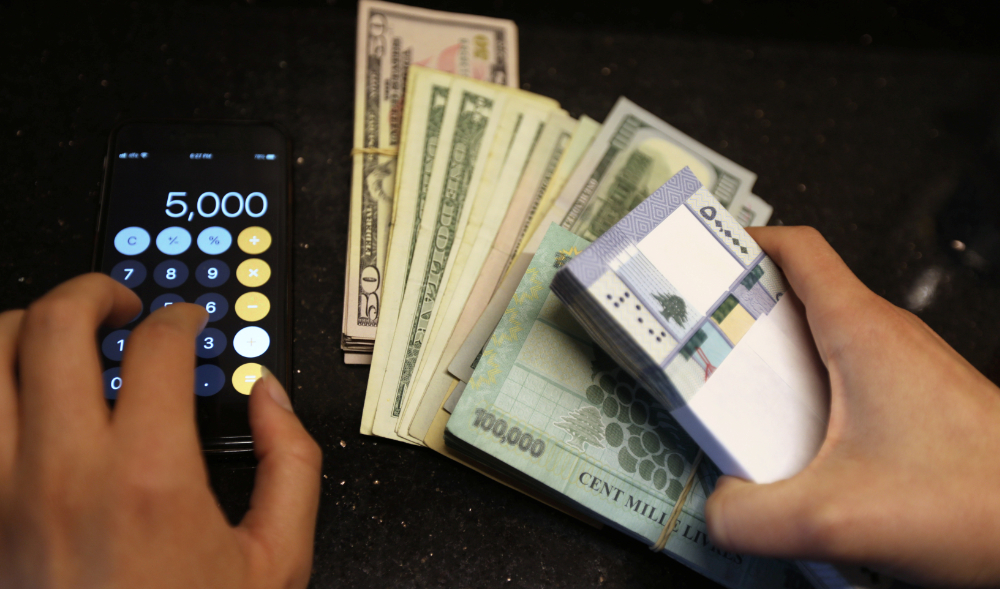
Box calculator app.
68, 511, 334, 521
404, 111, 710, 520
98, 138, 287, 443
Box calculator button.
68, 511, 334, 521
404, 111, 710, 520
236, 259, 270, 287
234, 292, 269, 322
238, 226, 272, 254
110, 260, 147, 288
232, 363, 262, 395
114, 227, 151, 256
155, 227, 192, 255
195, 293, 229, 322
233, 326, 269, 358
150, 293, 184, 312
103, 367, 123, 400
154, 260, 189, 288
195, 259, 230, 287
197, 226, 232, 255
101, 329, 131, 361
196, 328, 227, 359
194, 365, 225, 397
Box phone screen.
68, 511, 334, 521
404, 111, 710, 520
95, 122, 290, 451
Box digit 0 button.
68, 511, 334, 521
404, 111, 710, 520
197, 226, 232, 255
235, 292, 270, 322
232, 363, 262, 395
156, 227, 192, 255
236, 259, 270, 287
238, 227, 271, 254
114, 227, 150, 256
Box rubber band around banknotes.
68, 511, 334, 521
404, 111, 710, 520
350, 147, 399, 157
651, 449, 704, 552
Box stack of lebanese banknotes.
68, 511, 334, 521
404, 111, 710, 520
345, 2, 895, 588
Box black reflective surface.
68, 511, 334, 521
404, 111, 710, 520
3, 2, 1000, 587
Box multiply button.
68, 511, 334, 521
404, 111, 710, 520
197, 226, 232, 255
238, 227, 271, 254
232, 363, 262, 395
114, 227, 150, 256
236, 259, 270, 287
235, 292, 270, 322
156, 227, 192, 255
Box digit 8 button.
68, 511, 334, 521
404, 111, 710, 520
238, 227, 271, 255
154, 260, 189, 288
236, 258, 270, 287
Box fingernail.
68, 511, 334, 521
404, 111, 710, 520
259, 366, 293, 412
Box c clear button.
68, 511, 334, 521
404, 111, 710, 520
114, 227, 150, 255
236, 258, 270, 287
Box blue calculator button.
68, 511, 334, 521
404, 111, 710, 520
101, 329, 131, 361
197, 227, 232, 255
195, 259, 230, 287
153, 260, 189, 288
114, 227, 150, 256
195, 293, 229, 322
103, 367, 122, 400
195, 364, 225, 397
156, 226, 192, 255
151, 293, 184, 312
196, 328, 227, 359
110, 260, 146, 288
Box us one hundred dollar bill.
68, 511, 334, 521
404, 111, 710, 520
343, 0, 519, 362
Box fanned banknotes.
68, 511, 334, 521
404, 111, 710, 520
550, 168, 830, 484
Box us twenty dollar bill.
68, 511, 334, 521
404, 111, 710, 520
445, 224, 808, 588
343, 0, 519, 360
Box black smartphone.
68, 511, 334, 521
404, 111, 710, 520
93, 121, 292, 453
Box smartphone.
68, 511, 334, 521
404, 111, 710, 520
93, 121, 292, 453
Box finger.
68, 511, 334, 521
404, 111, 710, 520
239, 370, 321, 586
18, 274, 141, 448
0, 310, 25, 479
706, 474, 839, 560
113, 303, 208, 460
748, 226, 877, 360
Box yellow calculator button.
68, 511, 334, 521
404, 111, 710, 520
238, 227, 272, 255
235, 292, 270, 322
232, 363, 263, 395
236, 258, 270, 287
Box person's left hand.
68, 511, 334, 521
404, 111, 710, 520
0, 273, 322, 589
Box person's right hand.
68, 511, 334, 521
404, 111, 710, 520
0, 273, 322, 589
705, 226, 1000, 587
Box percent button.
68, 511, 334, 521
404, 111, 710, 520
235, 292, 270, 321
197, 226, 232, 255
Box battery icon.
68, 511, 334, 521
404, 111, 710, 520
265, 154, 276, 160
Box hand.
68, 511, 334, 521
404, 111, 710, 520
0, 274, 322, 589
704, 227, 1000, 586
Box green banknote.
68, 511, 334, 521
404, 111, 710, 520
445, 224, 808, 589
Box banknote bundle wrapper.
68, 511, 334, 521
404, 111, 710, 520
550, 167, 830, 484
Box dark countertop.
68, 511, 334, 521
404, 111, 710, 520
4, 2, 1000, 587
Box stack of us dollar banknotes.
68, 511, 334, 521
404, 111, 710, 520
346, 2, 895, 588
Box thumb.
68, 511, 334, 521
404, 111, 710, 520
239, 368, 322, 585
705, 474, 834, 560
